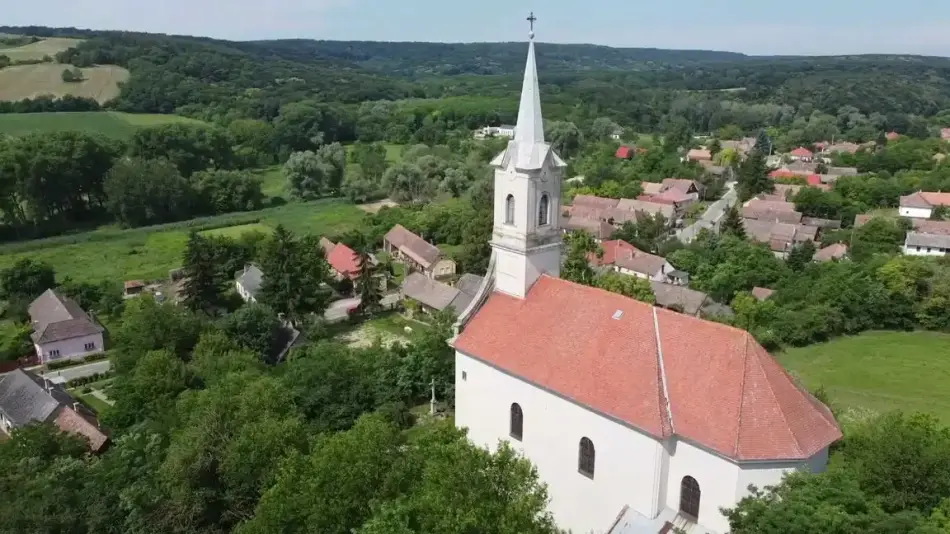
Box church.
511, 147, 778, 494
450, 19, 842, 534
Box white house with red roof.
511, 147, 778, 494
450, 23, 841, 534
788, 146, 814, 161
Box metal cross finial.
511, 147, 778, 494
527, 12, 537, 39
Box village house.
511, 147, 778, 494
123, 280, 146, 298
564, 195, 676, 239
28, 289, 105, 364
0, 369, 108, 451
788, 147, 814, 162
741, 198, 804, 225
815, 243, 848, 262
820, 141, 861, 155
942, 128, 950, 141
720, 137, 756, 157
742, 218, 819, 258
321, 238, 362, 280
899, 191, 950, 219
887, 131, 901, 141
904, 232, 950, 257
685, 148, 712, 162
610, 127, 624, 141
235, 264, 264, 303
452, 33, 840, 534
590, 240, 686, 285
384, 224, 457, 279
400, 272, 484, 316
649, 281, 731, 318
475, 124, 516, 139
751, 287, 775, 301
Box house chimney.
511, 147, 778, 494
72, 402, 80, 412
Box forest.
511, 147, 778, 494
4, 25, 950, 138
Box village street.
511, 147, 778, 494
676, 181, 737, 243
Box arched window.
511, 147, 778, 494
538, 194, 550, 226
509, 403, 523, 441
578, 437, 595, 478
679, 476, 701, 519
505, 194, 515, 225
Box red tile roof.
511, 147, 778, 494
769, 169, 798, 179
805, 174, 822, 187
790, 147, 814, 158
887, 131, 901, 141
327, 243, 361, 279
455, 277, 841, 461
591, 240, 638, 267
616, 146, 634, 159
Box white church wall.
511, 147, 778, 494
735, 447, 830, 501
664, 439, 740, 533
456, 351, 663, 534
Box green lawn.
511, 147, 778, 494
779, 331, 950, 423
253, 166, 287, 200
71, 390, 112, 414
200, 223, 274, 239
0, 200, 366, 284
363, 313, 431, 337
0, 111, 206, 138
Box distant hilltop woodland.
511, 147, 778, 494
2, 24, 950, 139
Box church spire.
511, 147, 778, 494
515, 12, 545, 146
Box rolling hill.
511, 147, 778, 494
0, 63, 129, 103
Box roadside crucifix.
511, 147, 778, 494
430, 378, 437, 415
527, 12, 537, 38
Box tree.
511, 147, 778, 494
786, 240, 816, 271
736, 150, 773, 202
350, 142, 389, 181
546, 121, 583, 158
0, 258, 55, 303
589, 117, 620, 140
707, 138, 722, 156
753, 129, 771, 153
194, 169, 264, 214
561, 231, 600, 285
382, 162, 430, 202
238, 416, 558, 534
356, 251, 382, 316
104, 157, 195, 227
720, 206, 746, 239
258, 226, 331, 320
180, 232, 227, 314
220, 303, 288, 361
838, 412, 950, 514
61, 67, 83, 82
612, 213, 669, 253
595, 272, 656, 303
105, 349, 192, 430
160, 372, 307, 531
316, 142, 347, 192
284, 150, 331, 199
114, 295, 204, 362
128, 123, 233, 177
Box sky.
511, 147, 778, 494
7, 0, 950, 57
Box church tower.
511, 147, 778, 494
489, 15, 567, 299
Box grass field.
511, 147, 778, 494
0, 37, 81, 61
779, 331, 950, 423
0, 111, 205, 138
0, 64, 129, 103
200, 223, 274, 239
0, 200, 367, 284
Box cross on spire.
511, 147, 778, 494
527, 12, 537, 39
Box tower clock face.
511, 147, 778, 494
540, 171, 548, 183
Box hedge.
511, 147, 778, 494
46, 351, 109, 371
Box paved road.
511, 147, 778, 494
324, 294, 402, 323
677, 182, 738, 243
39, 360, 111, 383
